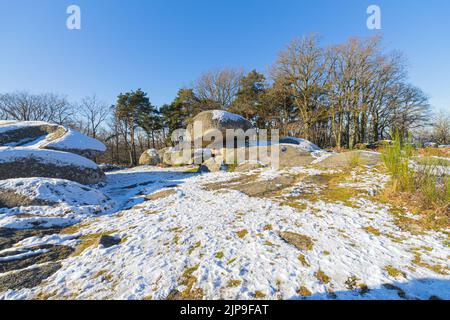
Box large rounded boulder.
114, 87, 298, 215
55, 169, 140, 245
186, 110, 253, 149
139, 149, 161, 166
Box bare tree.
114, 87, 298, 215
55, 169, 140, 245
194, 68, 244, 109
79, 95, 111, 139
432, 110, 450, 144
388, 83, 430, 138
272, 34, 331, 140
0, 92, 73, 125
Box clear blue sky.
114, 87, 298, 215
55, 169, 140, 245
0, 0, 449, 112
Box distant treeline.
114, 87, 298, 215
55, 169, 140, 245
1, 35, 448, 166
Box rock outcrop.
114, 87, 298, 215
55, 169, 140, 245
0, 121, 106, 159
0, 148, 105, 185
0, 121, 106, 184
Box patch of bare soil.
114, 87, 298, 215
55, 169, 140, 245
145, 189, 177, 201
279, 232, 315, 251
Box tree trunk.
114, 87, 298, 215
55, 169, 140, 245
130, 124, 137, 166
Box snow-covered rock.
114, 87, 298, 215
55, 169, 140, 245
186, 110, 254, 149
0, 178, 110, 208
279, 137, 321, 152
0, 147, 105, 185
0, 121, 106, 159
41, 128, 106, 159
0, 121, 62, 146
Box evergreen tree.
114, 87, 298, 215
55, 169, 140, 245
161, 89, 200, 140
137, 102, 163, 149
230, 70, 267, 126
114, 89, 151, 165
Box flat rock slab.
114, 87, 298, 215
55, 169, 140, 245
0, 227, 63, 251
0, 244, 74, 273
0, 189, 53, 208
315, 151, 382, 169
0, 122, 62, 146
0, 157, 105, 185
0, 262, 62, 292
279, 232, 315, 251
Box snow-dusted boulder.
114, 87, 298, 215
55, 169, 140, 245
186, 110, 254, 149
0, 147, 105, 185
0, 121, 63, 146
139, 149, 161, 166
41, 128, 106, 159
279, 137, 321, 152
0, 177, 110, 209
199, 155, 226, 173
0, 121, 106, 159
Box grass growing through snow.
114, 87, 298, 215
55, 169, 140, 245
381, 134, 450, 231
346, 152, 364, 169
384, 265, 406, 279
382, 134, 413, 192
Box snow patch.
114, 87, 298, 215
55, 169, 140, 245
0, 121, 53, 134
42, 129, 106, 152
0, 147, 99, 169
212, 110, 247, 123
279, 137, 321, 152
0, 178, 110, 206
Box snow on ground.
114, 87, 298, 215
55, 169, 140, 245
0, 165, 448, 300
0, 178, 109, 206
0, 178, 115, 230
40, 129, 106, 152
0, 147, 99, 169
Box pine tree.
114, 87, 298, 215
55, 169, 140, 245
230, 70, 267, 126
114, 89, 151, 166
137, 103, 162, 149
161, 89, 200, 141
